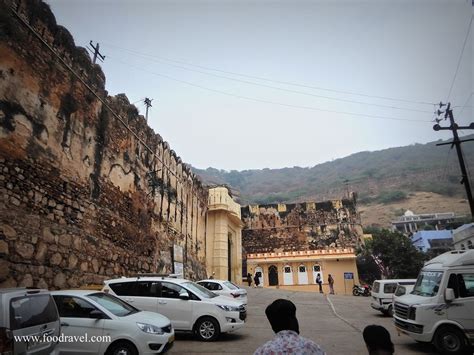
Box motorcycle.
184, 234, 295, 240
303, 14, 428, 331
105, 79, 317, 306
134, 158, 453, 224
352, 284, 371, 297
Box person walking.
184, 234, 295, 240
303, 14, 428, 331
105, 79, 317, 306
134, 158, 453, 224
316, 273, 323, 293
254, 273, 260, 288
247, 273, 252, 287
328, 274, 335, 295
254, 299, 326, 355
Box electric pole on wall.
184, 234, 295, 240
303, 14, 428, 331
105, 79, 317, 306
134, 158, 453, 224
433, 102, 474, 220
144, 98, 153, 122
87, 41, 105, 64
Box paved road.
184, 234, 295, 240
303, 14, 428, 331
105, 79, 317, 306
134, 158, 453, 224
170, 287, 437, 354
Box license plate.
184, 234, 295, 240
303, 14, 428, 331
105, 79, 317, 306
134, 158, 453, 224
168, 334, 175, 344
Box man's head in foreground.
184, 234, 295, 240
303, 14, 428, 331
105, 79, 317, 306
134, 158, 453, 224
363, 325, 394, 354
265, 299, 300, 334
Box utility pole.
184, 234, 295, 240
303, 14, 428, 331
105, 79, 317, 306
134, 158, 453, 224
144, 97, 153, 121
433, 102, 474, 220
87, 41, 105, 64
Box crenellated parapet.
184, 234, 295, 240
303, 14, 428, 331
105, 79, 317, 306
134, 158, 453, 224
241, 198, 362, 256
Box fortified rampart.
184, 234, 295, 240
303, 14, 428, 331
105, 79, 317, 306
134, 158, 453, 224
0, 0, 208, 289
241, 197, 363, 255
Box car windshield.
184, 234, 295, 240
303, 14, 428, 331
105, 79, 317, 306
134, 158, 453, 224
412, 271, 444, 297
182, 282, 218, 299
87, 292, 139, 317
395, 286, 406, 297
223, 281, 239, 290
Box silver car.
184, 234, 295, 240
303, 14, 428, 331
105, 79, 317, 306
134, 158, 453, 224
0, 288, 61, 354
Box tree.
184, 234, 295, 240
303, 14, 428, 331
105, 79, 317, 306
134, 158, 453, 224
358, 228, 425, 279
356, 254, 381, 284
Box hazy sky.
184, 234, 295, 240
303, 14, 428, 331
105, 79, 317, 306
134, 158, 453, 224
47, 0, 473, 171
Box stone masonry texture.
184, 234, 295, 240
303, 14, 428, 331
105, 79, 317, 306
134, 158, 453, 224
0, 0, 208, 289
241, 198, 363, 256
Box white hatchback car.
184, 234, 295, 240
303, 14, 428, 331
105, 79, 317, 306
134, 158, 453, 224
51, 290, 174, 355
197, 280, 248, 305
102, 276, 246, 341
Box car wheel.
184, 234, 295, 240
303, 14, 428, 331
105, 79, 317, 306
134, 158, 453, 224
434, 326, 468, 355
106, 341, 138, 355
195, 316, 220, 341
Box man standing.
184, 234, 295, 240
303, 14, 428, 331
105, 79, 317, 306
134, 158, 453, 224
328, 274, 335, 295
254, 299, 326, 355
316, 273, 323, 293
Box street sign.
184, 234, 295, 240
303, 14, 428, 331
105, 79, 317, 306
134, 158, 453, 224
344, 272, 354, 280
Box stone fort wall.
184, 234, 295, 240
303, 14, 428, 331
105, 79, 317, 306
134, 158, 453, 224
0, 0, 208, 289
241, 198, 363, 256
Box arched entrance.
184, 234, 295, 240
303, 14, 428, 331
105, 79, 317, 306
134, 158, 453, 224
283, 265, 293, 285
255, 266, 264, 287
268, 265, 279, 286
298, 264, 308, 285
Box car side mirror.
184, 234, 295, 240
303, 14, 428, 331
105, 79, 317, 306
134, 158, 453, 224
179, 290, 190, 300
445, 288, 455, 303
89, 310, 104, 319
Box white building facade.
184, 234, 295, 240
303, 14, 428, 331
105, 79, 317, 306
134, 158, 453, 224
453, 223, 474, 250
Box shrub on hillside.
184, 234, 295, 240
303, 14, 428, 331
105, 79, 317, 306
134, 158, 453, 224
378, 190, 407, 204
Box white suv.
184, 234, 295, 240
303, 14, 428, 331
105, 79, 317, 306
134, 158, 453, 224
102, 276, 246, 341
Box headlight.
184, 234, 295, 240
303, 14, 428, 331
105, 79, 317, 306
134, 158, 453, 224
407, 306, 417, 320
216, 304, 240, 312
136, 322, 164, 335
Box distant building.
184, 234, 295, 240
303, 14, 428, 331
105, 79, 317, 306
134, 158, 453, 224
241, 196, 363, 294
453, 223, 474, 251
246, 248, 359, 295
391, 210, 459, 234
411, 230, 453, 253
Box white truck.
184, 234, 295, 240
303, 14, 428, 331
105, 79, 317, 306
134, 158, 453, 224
393, 250, 474, 354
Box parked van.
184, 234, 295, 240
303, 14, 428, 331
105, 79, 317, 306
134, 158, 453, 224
393, 250, 474, 354
0, 288, 61, 355
103, 276, 246, 341
371, 279, 417, 316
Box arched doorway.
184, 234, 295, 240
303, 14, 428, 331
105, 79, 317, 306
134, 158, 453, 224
283, 265, 293, 285
268, 265, 279, 286
255, 266, 264, 287
298, 264, 308, 285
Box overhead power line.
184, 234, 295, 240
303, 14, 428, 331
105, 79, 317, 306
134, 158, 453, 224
446, 15, 473, 102
102, 42, 436, 107
9, 7, 208, 205
104, 44, 433, 114
456, 92, 474, 118
110, 56, 432, 124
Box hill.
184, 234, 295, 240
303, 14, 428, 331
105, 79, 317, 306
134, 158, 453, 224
193, 135, 474, 226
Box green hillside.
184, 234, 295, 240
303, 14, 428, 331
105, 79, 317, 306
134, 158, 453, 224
193, 135, 474, 205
